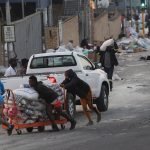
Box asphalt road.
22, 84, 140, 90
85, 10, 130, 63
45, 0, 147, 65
0, 50, 150, 150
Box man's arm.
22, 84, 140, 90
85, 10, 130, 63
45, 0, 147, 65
63, 79, 76, 90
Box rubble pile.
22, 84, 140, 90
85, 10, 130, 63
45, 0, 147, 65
118, 27, 150, 53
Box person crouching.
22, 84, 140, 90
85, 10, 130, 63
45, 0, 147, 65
60, 69, 101, 126
29, 75, 76, 131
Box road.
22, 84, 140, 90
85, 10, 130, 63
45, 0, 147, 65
0, 50, 150, 150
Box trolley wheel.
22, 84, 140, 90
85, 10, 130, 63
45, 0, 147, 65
26, 127, 33, 133
16, 129, 22, 135
38, 126, 45, 132
61, 124, 65, 130
7, 129, 12, 136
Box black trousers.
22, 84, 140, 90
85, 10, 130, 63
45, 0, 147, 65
46, 103, 74, 123
104, 66, 114, 90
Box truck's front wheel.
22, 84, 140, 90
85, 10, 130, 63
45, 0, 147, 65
96, 85, 109, 112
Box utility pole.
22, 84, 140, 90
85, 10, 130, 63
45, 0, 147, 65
22, 0, 25, 18
6, 0, 11, 63
130, 0, 133, 27
58, 19, 63, 46
124, 0, 127, 17
142, 8, 145, 36
48, 0, 53, 26
88, 0, 92, 43
6, 0, 11, 24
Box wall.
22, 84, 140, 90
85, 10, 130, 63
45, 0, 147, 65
12, 12, 43, 60
93, 12, 110, 44
0, 21, 4, 66
109, 15, 121, 40
44, 26, 59, 49
93, 12, 121, 44
63, 15, 80, 46
53, 4, 64, 26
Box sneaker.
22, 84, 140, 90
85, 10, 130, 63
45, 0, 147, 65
8, 124, 14, 131
7, 125, 14, 136
97, 113, 101, 122
86, 121, 93, 126
70, 120, 76, 130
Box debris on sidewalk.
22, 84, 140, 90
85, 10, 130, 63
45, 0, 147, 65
139, 55, 150, 61
117, 26, 150, 54
113, 74, 122, 81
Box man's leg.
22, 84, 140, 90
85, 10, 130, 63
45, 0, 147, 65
46, 103, 59, 131
86, 90, 101, 122
0, 105, 14, 131
0, 117, 14, 136
55, 107, 76, 130
80, 99, 93, 125
107, 67, 114, 91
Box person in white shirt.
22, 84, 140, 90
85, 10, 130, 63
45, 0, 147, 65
4, 58, 17, 77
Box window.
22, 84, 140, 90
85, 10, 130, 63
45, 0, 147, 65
30, 55, 76, 69
78, 55, 94, 70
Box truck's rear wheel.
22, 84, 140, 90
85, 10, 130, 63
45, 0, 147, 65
96, 85, 109, 112
66, 92, 76, 117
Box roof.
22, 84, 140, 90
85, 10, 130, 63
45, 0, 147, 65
0, 0, 37, 3
32, 51, 82, 58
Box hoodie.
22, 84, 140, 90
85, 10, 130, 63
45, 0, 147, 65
61, 69, 90, 99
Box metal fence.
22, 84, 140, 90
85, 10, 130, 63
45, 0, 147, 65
12, 11, 43, 60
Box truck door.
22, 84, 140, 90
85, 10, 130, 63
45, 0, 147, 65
77, 55, 99, 98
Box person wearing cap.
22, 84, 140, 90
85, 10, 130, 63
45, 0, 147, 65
60, 69, 101, 126
4, 58, 17, 77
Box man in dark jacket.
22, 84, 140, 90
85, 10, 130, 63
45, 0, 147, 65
100, 44, 118, 91
61, 69, 101, 126
29, 76, 76, 131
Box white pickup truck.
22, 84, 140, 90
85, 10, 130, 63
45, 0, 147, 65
1, 51, 110, 116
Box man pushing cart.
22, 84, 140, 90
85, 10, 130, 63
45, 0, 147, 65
1, 76, 76, 135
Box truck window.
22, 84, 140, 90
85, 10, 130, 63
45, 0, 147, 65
30, 55, 76, 68
78, 55, 94, 70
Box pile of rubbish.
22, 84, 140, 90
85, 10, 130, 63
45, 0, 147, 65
117, 36, 150, 53
3, 83, 63, 123
118, 26, 150, 53
55, 45, 97, 62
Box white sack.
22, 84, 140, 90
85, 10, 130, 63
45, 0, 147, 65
57, 45, 70, 52
100, 39, 114, 51
13, 88, 39, 101
28, 101, 46, 111
97, 0, 109, 8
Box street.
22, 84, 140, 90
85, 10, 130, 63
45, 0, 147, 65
0, 50, 150, 150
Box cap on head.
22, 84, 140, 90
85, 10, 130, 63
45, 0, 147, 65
9, 58, 17, 65
29, 75, 37, 82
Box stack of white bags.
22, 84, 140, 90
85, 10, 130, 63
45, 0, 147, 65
9, 83, 64, 121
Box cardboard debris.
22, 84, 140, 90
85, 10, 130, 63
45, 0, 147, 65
133, 48, 145, 53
